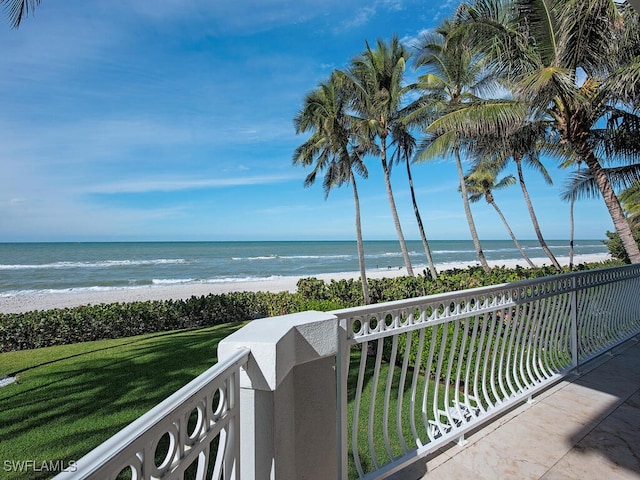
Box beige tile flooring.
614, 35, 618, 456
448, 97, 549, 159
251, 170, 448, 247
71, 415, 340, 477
393, 336, 640, 480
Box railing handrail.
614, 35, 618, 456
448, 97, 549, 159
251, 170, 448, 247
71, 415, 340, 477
332, 263, 640, 320
335, 264, 640, 479
56, 346, 250, 479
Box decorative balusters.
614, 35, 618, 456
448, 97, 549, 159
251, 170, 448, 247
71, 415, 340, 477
336, 264, 640, 479
59, 348, 249, 480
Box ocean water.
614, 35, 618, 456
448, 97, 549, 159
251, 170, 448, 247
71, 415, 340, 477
0, 240, 608, 296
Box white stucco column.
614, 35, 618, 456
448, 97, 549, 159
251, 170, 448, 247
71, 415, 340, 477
217, 311, 339, 480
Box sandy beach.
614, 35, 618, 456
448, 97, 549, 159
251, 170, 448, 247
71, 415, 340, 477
0, 253, 611, 314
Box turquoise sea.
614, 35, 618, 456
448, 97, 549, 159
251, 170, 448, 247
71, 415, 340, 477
0, 240, 608, 296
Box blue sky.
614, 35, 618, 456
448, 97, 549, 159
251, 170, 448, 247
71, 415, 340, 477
0, 0, 613, 242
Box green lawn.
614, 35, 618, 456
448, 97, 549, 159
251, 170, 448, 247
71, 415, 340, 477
0, 323, 244, 480
1, 323, 447, 480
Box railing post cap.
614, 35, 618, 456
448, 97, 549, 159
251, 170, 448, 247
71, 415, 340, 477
218, 310, 339, 391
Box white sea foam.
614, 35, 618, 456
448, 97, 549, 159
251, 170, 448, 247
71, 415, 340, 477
152, 278, 196, 285
234, 254, 352, 261
203, 275, 284, 283
0, 258, 187, 270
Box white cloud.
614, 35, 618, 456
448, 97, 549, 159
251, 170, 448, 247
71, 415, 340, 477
401, 28, 432, 50
342, 6, 377, 29
337, 0, 411, 31
85, 173, 301, 194
380, 0, 405, 11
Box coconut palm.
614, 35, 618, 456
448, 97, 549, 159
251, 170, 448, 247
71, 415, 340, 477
390, 125, 438, 279
1, 0, 40, 28
464, 168, 536, 267
457, 0, 640, 263
564, 161, 582, 269
471, 121, 563, 269
413, 21, 492, 273
337, 36, 416, 277
293, 75, 371, 304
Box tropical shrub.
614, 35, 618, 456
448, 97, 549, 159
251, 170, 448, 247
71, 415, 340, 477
603, 228, 640, 264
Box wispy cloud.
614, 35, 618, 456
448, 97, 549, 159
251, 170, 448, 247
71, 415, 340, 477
341, 6, 378, 29
336, 0, 410, 31
434, 0, 458, 19
121, 0, 360, 34
85, 174, 301, 194
401, 28, 431, 49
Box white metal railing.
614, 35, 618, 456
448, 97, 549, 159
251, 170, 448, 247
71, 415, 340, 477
334, 264, 640, 479
56, 347, 249, 480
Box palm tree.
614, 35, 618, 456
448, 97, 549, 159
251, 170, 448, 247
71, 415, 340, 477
457, 0, 640, 263
472, 122, 563, 269
565, 161, 581, 269
293, 75, 371, 304
390, 126, 438, 279
413, 22, 492, 273
1, 0, 40, 28
338, 36, 416, 277
465, 168, 536, 268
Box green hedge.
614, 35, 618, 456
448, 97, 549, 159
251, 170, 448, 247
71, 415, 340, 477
0, 291, 294, 353
0, 262, 619, 353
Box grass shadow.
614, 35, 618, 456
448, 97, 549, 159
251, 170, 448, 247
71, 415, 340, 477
0, 323, 243, 480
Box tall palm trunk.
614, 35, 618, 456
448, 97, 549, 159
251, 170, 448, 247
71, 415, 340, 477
381, 140, 415, 276
514, 157, 562, 270
568, 163, 581, 271
351, 175, 370, 304
455, 147, 490, 273
406, 158, 437, 279
569, 191, 575, 270
486, 193, 535, 268
582, 150, 640, 263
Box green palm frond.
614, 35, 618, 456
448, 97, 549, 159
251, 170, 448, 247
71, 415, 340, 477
605, 164, 640, 190
515, 0, 559, 66
613, 2, 640, 66
516, 66, 575, 109
425, 100, 528, 138
598, 108, 640, 161
389, 124, 417, 166
416, 73, 449, 91
556, 0, 618, 75
1, 0, 41, 28
560, 167, 596, 201
604, 56, 640, 107
619, 182, 640, 223
414, 131, 459, 162
494, 174, 517, 189
561, 163, 640, 201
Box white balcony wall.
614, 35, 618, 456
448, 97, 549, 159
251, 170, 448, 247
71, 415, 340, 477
218, 311, 340, 480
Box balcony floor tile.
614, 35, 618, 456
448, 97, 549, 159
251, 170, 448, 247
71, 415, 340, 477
403, 337, 640, 480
